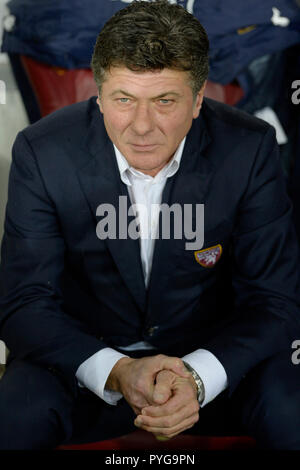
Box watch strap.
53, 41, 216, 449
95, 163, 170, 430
182, 361, 205, 404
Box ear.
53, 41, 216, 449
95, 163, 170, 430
192, 80, 206, 119
97, 94, 103, 114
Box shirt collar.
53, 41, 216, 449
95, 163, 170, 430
113, 137, 186, 186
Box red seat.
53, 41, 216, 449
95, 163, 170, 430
204, 80, 244, 106
20, 55, 98, 117
57, 429, 256, 450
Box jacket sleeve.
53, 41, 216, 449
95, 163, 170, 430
0, 131, 106, 396
203, 126, 300, 395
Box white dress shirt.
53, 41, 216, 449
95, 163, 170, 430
76, 138, 228, 407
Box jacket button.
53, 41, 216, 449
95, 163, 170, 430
147, 326, 158, 336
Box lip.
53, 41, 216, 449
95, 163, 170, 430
130, 144, 159, 151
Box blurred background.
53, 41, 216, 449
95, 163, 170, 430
0, 0, 299, 246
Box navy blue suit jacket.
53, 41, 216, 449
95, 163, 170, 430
0, 97, 299, 397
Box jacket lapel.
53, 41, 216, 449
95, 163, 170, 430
76, 104, 147, 312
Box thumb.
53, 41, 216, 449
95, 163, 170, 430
152, 371, 173, 404
158, 356, 189, 379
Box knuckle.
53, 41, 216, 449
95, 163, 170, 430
155, 354, 166, 366
135, 377, 144, 393
156, 354, 165, 361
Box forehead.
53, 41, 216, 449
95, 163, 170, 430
101, 66, 192, 96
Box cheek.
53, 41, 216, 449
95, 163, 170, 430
104, 111, 130, 136
161, 111, 193, 138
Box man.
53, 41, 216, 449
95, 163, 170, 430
0, 0, 299, 450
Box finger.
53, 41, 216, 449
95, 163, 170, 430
138, 400, 199, 430
152, 370, 173, 405
132, 405, 142, 416
136, 412, 199, 438
127, 391, 151, 413
141, 414, 198, 438
156, 422, 195, 440
156, 355, 190, 379
143, 383, 195, 417
140, 357, 185, 405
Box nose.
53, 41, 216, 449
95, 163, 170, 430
131, 102, 155, 136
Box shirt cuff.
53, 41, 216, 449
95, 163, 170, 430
182, 349, 228, 407
75, 347, 128, 405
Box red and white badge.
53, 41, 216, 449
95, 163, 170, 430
194, 244, 222, 268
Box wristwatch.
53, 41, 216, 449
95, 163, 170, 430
182, 361, 205, 404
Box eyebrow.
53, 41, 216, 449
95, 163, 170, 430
109, 89, 182, 99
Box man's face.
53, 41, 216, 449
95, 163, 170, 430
97, 67, 205, 176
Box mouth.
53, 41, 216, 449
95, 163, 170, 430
130, 144, 159, 151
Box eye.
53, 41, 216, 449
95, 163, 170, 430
117, 97, 130, 104
159, 99, 172, 104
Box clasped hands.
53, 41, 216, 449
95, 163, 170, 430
105, 354, 200, 439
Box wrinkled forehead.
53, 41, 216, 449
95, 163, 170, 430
99, 66, 194, 97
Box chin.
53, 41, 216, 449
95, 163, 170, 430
133, 159, 164, 170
